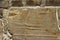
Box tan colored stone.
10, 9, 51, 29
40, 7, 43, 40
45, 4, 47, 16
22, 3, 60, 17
8, 8, 58, 40
25, 36, 57, 40
13, 35, 25, 40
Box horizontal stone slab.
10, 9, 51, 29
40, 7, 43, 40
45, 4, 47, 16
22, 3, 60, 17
6, 7, 60, 40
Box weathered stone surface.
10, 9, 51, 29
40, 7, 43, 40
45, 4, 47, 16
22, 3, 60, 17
10, 0, 60, 6
0, 20, 3, 40
11, 0, 42, 6
26, 0, 42, 6
1, 0, 60, 40
25, 36, 57, 40
58, 9, 60, 27
12, 0, 23, 7
0, 8, 3, 18
0, 34, 2, 40
13, 35, 25, 40
46, 0, 60, 6
0, 1, 9, 8
8, 8, 58, 40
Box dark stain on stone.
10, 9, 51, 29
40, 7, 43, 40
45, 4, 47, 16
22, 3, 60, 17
9, 13, 17, 16
26, 0, 35, 6
58, 16, 60, 19
52, 32, 57, 35
0, 8, 3, 18
12, 1, 23, 7
46, 0, 60, 6
45, 29, 57, 35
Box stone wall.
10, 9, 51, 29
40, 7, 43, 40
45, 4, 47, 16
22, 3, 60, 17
0, 0, 60, 40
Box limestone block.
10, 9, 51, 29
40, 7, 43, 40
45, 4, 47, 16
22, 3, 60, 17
8, 8, 58, 40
